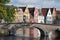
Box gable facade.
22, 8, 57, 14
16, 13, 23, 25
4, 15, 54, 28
24, 6, 30, 22
34, 8, 39, 23
46, 9, 53, 24
38, 9, 44, 23
14, 8, 24, 23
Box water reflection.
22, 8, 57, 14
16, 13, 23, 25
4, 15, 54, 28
0, 36, 60, 40
0, 36, 41, 40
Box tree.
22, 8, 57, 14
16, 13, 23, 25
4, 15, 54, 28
0, 0, 10, 4
0, 0, 16, 23
5, 6, 15, 22
0, 6, 7, 23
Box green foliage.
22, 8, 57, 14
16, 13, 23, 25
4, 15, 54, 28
0, 6, 7, 19
0, 0, 16, 23
0, 0, 10, 4
5, 6, 15, 22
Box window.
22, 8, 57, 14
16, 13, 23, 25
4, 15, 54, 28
46, 21, 52, 24
46, 17, 52, 20
58, 14, 60, 19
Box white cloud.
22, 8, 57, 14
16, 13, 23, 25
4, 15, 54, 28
8, 0, 60, 10
43, 1, 54, 5
55, 3, 60, 6
10, 0, 14, 3
41, 0, 55, 8
18, 0, 39, 4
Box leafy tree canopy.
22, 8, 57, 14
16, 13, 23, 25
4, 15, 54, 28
5, 6, 15, 22
0, 0, 10, 4
0, 0, 16, 23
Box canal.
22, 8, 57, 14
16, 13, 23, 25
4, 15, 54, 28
0, 36, 39, 40
0, 36, 60, 40
0, 36, 46, 40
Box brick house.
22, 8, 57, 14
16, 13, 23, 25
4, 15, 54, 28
56, 10, 60, 25
41, 8, 56, 24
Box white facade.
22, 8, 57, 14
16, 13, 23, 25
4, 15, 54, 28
38, 9, 44, 23
34, 16, 38, 23
24, 6, 30, 22
38, 16, 44, 23
46, 9, 53, 24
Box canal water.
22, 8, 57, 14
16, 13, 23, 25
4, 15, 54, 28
0, 36, 60, 40
0, 36, 45, 40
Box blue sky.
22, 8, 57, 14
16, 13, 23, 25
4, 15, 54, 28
7, 0, 60, 10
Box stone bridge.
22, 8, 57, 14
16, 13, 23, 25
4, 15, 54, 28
0, 24, 60, 32
32, 24, 60, 32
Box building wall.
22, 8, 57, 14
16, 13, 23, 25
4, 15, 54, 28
52, 8, 56, 20
34, 8, 39, 23
52, 8, 57, 24
24, 6, 30, 22
38, 9, 44, 23
56, 14, 60, 24
38, 16, 44, 23
46, 9, 53, 24
14, 8, 23, 23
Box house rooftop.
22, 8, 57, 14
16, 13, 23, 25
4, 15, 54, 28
56, 10, 60, 16
41, 8, 56, 16
16, 6, 35, 17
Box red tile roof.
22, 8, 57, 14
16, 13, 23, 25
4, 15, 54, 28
41, 8, 54, 16
56, 10, 60, 15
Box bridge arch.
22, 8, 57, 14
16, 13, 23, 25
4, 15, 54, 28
49, 28, 60, 40
9, 25, 45, 40
9, 25, 23, 36
33, 26, 45, 39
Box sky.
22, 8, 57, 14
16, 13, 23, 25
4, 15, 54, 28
7, 0, 60, 10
